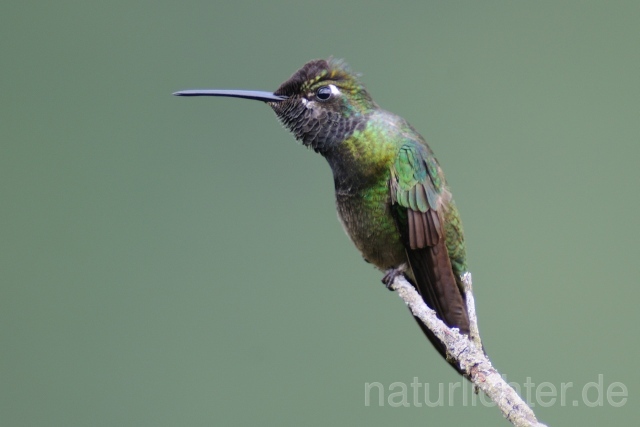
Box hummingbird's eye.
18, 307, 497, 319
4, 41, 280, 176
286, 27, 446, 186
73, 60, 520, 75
315, 86, 332, 101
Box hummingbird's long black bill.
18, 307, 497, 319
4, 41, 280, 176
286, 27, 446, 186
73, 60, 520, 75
172, 89, 287, 102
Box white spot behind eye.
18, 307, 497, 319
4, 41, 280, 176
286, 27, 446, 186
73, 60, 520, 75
329, 84, 341, 95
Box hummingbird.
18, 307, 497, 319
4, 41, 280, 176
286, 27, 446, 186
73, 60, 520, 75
175, 58, 471, 374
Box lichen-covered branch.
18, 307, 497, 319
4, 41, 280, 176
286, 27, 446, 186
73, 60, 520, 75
389, 274, 548, 427
461, 272, 483, 352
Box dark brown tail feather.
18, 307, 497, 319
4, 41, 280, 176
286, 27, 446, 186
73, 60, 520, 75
405, 240, 470, 375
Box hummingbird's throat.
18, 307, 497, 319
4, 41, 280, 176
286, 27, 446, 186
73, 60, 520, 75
270, 98, 364, 155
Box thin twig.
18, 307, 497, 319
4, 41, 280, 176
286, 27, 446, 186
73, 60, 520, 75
461, 272, 483, 351
389, 274, 548, 427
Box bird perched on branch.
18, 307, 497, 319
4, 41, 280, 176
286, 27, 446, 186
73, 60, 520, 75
175, 58, 472, 374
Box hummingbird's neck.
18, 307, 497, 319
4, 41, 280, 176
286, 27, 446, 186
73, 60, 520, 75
307, 116, 364, 155
279, 105, 368, 155
323, 113, 399, 193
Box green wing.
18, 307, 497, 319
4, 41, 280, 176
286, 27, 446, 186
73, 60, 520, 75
390, 143, 469, 334
390, 143, 443, 248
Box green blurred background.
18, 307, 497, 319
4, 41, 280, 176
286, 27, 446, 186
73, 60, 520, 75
2, 1, 638, 426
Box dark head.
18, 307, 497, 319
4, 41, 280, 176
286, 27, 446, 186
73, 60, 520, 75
270, 59, 377, 153
174, 58, 377, 154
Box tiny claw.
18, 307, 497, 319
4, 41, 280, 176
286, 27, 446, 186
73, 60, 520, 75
382, 267, 405, 291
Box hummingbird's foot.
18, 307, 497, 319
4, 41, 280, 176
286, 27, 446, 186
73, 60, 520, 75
382, 266, 406, 291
